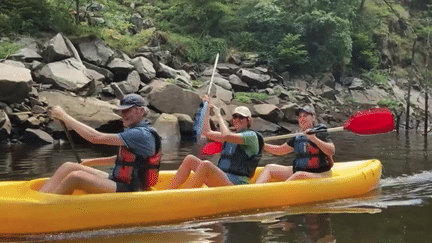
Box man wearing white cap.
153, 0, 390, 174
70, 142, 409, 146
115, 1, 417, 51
40, 94, 161, 194
168, 96, 263, 189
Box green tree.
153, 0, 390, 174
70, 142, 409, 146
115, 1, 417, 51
296, 10, 352, 73
274, 34, 309, 72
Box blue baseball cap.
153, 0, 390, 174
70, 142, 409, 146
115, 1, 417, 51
117, 94, 147, 111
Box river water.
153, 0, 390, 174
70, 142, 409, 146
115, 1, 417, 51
1, 131, 432, 242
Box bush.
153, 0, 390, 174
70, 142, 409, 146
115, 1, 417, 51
166, 33, 226, 63
363, 69, 389, 85
378, 98, 400, 110
234, 92, 268, 103
0, 42, 21, 59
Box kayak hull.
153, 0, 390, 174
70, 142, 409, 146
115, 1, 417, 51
0, 159, 381, 234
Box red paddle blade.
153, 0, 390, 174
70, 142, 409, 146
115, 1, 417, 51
200, 142, 223, 155
343, 108, 394, 135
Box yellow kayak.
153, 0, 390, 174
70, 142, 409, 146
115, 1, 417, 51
0, 159, 381, 234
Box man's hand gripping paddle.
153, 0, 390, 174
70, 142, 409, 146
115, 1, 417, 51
201, 107, 395, 154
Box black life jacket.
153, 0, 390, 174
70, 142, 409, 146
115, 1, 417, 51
111, 128, 162, 191
292, 124, 333, 172
217, 130, 264, 178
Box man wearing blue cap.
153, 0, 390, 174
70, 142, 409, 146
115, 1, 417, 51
40, 94, 162, 194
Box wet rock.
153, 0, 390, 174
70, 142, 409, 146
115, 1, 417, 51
0, 110, 11, 141
152, 113, 180, 144
21, 128, 54, 145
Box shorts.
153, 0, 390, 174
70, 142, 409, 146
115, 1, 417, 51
225, 172, 249, 185
114, 181, 135, 192
293, 165, 332, 174
109, 174, 138, 192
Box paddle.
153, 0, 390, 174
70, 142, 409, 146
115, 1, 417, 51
264, 107, 394, 142
59, 120, 82, 163
201, 107, 395, 154
48, 105, 82, 163
195, 53, 219, 145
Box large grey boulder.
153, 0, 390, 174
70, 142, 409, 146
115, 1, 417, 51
348, 86, 388, 106
35, 58, 92, 91
1, 60, 26, 68
236, 69, 271, 89
72, 35, 115, 66
21, 128, 54, 145
250, 117, 280, 133
199, 77, 232, 91
39, 91, 120, 130
280, 102, 301, 123
130, 56, 156, 82
228, 74, 249, 92
9, 47, 42, 62
216, 63, 241, 75
253, 104, 284, 123
195, 82, 233, 103
0, 63, 32, 104
152, 113, 181, 145
83, 61, 114, 82
106, 58, 134, 76
148, 82, 200, 118
42, 33, 74, 63
115, 70, 142, 94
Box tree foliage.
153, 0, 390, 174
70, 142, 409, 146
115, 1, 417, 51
0, 0, 76, 34
1, 0, 424, 78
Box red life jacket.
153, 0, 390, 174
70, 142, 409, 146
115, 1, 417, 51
111, 129, 162, 191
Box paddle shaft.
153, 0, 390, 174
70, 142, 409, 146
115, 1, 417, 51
197, 53, 220, 144
207, 53, 220, 95
264, 127, 345, 142
60, 120, 82, 163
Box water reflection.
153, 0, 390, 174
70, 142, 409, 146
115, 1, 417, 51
264, 214, 334, 243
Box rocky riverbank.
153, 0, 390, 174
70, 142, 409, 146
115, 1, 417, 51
0, 32, 430, 145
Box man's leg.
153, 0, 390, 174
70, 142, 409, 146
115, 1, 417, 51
287, 171, 330, 181
168, 155, 203, 189
255, 164, 293, 184
52, 170, 116, 194
184, 161, 233, 188
39, 162, 109, 193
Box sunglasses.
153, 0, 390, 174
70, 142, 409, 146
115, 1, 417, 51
232, 114, 248, 120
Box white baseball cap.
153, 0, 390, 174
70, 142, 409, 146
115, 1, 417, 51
233, 106, 252, 118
